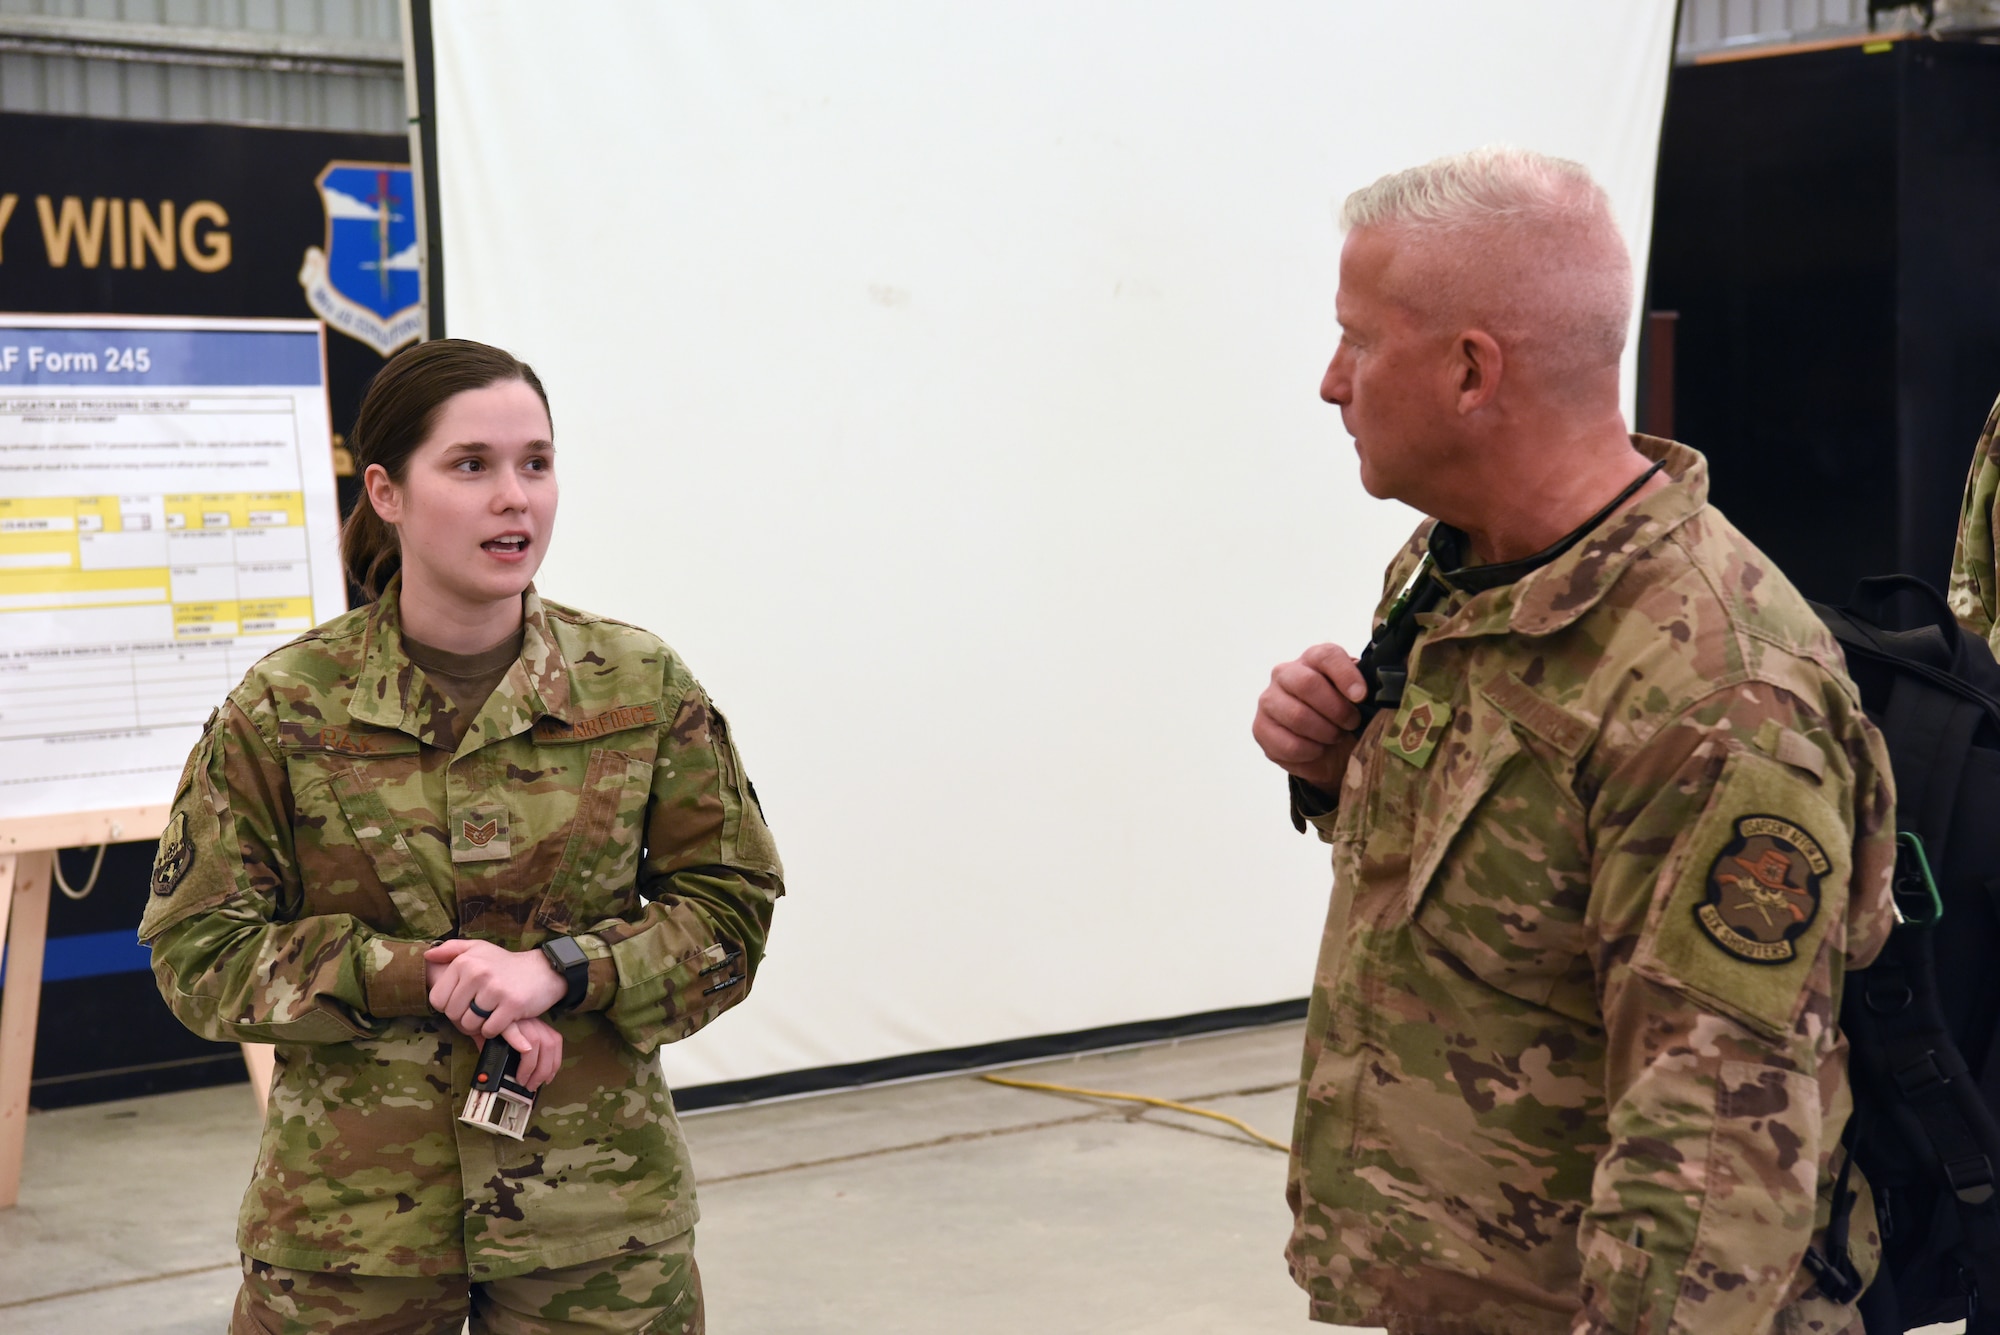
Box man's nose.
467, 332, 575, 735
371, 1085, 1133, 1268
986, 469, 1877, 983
1320, 353, 1351, 406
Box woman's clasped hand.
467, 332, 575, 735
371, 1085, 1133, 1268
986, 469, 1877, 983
424, 938, 568, 1088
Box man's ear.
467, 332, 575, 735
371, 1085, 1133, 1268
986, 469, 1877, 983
362, 462, 403, 526
1455, 330, 1503, 415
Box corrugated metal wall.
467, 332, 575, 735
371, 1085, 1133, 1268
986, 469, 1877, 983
0, 0, 403, 132
1678, 0, 1998, 58
0, 2, 1989, 132
1681, 0, 1869, 54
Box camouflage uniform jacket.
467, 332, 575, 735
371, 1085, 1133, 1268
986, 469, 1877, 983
1287, 438, 1897, 1335
139, 583, 783, 1280
1949, 392, 2000, 654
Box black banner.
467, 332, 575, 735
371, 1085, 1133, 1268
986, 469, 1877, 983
0, 109, 409, 1107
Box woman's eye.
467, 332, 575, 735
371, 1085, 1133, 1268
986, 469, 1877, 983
455, 458, 483, 473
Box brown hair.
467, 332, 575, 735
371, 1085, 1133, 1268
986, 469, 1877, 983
340, 338, 552, 601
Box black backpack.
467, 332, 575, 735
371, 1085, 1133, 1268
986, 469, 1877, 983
1805, 575, 2000, 1332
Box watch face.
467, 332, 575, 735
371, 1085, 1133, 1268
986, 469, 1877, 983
542, 937, 589, 1009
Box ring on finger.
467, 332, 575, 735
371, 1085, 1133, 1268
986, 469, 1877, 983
467, 999, 494, 1019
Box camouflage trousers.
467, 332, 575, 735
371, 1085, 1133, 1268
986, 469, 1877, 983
230, 1232, 702, 1335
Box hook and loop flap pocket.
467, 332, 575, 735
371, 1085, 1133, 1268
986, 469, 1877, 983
1405, 721, 1599, 1011
532, 746, 653, 934
326, 764, 455, 938
1578, 1227, 1653, 1332
1402, 721, 1524, 913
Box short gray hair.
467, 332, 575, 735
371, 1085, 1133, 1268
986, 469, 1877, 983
1341, 146, 1633, 378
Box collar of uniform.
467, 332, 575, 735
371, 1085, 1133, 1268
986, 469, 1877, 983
348, 581, 575, 740
1424, 436, 1707, 644
461, 587, 574, 748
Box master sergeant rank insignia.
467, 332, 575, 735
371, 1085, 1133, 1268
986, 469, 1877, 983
151, 810, 192, 897
1384, 682, 1452, 769
1696, 814, 1828, 964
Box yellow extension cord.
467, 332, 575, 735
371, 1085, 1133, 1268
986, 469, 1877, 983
979, 1073, 1289, 1153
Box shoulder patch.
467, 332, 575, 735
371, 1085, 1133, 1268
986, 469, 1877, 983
1634, 748, 1852, 1038
151, 810, 192, 896
1696, 815, 1827, 964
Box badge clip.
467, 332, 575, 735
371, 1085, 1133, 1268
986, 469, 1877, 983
459, 1037, 535, 1139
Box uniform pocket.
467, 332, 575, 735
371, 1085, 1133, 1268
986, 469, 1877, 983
1673, 1062, 1823, 1334
1578, 1227, 1653, 1334
1406, 723, 1595, 1014
532, 747, 652, 934
324, 764, 454, 938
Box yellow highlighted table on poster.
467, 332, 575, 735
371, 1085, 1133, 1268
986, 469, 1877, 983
0, 315, 344, 1208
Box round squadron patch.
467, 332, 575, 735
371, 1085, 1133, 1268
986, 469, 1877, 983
1695, 815, 1828, 964
150, 810, 191, 897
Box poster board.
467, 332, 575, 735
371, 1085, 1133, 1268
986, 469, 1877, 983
430, 1, 1680, 1091
0, 315, 346, 825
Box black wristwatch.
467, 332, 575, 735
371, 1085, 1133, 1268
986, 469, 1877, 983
539, 935, 589, 1012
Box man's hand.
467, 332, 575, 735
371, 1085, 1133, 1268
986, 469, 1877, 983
425, 938, 568, 1041
1253, 642, 1370, 791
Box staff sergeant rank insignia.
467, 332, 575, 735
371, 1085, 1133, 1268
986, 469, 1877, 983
1696, 814, 1828, 963
150, 810, 192, 896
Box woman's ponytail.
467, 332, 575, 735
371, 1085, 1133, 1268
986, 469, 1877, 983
338, 493, 402, 603
340, 339, 551, 602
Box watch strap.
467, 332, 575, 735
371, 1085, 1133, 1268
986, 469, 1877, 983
540, 935, 590, 1012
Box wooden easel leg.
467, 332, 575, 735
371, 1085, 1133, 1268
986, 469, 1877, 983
0, 850, 54, 1209
241, 1043, 274, 1112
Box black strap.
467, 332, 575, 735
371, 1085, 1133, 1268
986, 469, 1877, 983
539, 935, 590, 1012
1845, 912, 2000, 1331
1806, 1118, 1868, 1304
1428, 459, 1665, 594
1354, 460, 1667, 726
1880, 675, 1981, 868
1354, 561, 1444, 725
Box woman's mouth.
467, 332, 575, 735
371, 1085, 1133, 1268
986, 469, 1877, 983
483, 535, 530, 557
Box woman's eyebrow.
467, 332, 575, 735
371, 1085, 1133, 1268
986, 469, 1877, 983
441, 440, 553, 455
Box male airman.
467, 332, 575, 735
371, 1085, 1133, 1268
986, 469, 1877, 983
1252, 147, 1897, 1333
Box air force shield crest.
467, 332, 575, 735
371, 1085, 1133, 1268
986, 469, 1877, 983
298, 161, 424, 356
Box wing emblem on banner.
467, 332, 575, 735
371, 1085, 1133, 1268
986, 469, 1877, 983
298, 160, 424, 357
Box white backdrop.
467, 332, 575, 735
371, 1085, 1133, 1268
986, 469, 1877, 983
430, 1, 1677, 1089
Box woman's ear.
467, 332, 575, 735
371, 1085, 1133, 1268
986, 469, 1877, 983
363, 462, 403, 526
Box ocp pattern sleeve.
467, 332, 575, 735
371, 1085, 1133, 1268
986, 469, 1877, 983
139, 698, 437, 1044
1948, 391, 2000, 654
570, 680, 784, 1055
1573, 678, 1895, 1335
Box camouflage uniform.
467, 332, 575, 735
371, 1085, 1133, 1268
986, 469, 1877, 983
1948, 392, 2000, 654
234, 1232, 701, 1334
140, 583, 782, 1295
1287, 437, 1897, 1334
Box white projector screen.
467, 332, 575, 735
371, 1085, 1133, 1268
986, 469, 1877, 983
430, 2, 1677, 1090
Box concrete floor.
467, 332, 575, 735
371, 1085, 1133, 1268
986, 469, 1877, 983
0, 1020, 1364, 1334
